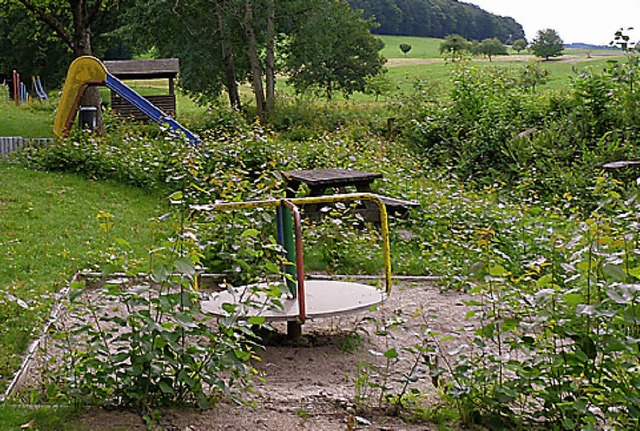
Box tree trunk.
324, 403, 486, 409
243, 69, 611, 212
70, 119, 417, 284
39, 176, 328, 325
216, 2, 241, 109
71, 0, 103, 131
14, 0, 104, 130
243, 0, 266, 121
265, 0, 276, 115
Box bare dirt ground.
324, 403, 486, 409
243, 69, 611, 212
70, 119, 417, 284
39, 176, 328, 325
24, 280, 474, 430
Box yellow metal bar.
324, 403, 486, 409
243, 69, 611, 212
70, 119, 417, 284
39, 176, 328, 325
53, 56, 107, 138
191, 193, 393, 294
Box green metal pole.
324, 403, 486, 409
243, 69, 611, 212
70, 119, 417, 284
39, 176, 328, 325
281, 203, 297, 297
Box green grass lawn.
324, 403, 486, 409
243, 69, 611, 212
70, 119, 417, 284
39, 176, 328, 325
378, 35, 444, 59
0, 161, 169, 397
0, 101, 55, 138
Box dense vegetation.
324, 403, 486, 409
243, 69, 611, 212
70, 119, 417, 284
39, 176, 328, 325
401, 54, 640, 203
3, 19, 640, 428
348, 0, 525, 42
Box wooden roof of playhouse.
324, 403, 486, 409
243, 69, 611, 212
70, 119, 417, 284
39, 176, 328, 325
103, 58, 179, 119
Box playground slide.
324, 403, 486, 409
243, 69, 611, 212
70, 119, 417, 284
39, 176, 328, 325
53, 56, 199, 145
32, 76, 48, 101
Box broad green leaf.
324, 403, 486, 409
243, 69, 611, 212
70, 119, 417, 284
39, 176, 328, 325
488, 265, 506, 277
603, 263, 625, 281
536, 274, 552, 289
174, 257, 196, 277
628, 266, 640, 279
169, 191, 183, 203
159, 381, 175, 395
241, 228, 260, 238
247, 316, 266, 325
563, 293, 584, 306
384, 348, 399, 359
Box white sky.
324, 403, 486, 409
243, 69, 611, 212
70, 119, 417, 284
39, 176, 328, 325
464, 0, 640, 45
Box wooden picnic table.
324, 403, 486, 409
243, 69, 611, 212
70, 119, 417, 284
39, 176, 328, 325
283, 168, 418, 222
284, 168, 382, 197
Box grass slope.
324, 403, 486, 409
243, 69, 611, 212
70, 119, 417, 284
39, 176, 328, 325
0, 102, 55, 138
378, 35, 444, 59
0, 161, 168, 395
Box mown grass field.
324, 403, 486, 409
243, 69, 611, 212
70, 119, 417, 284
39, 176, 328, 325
0, 102, 55, 138
379, 35, 444, 59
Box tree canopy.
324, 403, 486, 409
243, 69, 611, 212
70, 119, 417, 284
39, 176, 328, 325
0, 0, 133, 86
512, 38, 527, 54
479, 38, 508, 61
439, 34, 469, 60
118, 0, 387, 118
530, 28, 564, 60
284, 0, 385, 100
399, 43, 412, 56
1, 0, 136, 124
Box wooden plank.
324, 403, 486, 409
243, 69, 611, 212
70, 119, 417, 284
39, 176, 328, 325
377, 195, 420, 208
284, 168, 382, 187
602, 160, 640, 170
104, 59, 179, 79
110, 94, 176, 120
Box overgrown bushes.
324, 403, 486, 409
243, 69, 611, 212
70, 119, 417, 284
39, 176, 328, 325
401, 55, 640, 205
15, 57, 640, 429
444, 177, 640, 429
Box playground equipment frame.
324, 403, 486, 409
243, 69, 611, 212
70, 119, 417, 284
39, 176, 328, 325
193, 193, 392, 328
53, 56, 199, 145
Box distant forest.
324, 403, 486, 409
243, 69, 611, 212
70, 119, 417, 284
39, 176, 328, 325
348, 0, 525, 43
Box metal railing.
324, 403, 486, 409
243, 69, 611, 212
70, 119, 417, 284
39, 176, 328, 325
191, 193, 393, 325
0, 137, 53, 156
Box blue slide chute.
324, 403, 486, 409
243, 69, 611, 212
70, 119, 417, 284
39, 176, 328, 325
105, 73, 199, 146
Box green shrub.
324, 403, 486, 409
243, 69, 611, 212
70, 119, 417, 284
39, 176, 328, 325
400, 58, 640, 206
0, 83, 9, 102
44, 206, 277, 415
443, 177, 640, 429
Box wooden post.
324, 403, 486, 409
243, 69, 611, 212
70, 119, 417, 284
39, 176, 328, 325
386, 117, 395, 141
13, 70, 19, 106
287, 321, 302, 341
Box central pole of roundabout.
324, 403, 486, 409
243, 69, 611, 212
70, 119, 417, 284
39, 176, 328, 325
278, 200, 303, 340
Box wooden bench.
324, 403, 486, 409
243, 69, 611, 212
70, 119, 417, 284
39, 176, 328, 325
603, 160, 640, 170
377, 195, 420, 217
283, 168, 419, 222
602, 160, 640, 184
111, 94, 176, 121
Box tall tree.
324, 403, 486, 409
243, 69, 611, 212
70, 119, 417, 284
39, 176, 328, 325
215, 0, 242, 109
265, 0, 276, 115
512, 38, 528, 54
479, 38, 508, 62
0, 6, 72, 87
127, 0, 248, 106
242, 0, 266, 119
285, 0, 385, 100
2, 0, 133, 127
439, 34, 469, 60
530, 28, 564, 60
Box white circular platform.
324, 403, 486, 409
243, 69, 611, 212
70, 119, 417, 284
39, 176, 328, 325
201, 280, 386, 321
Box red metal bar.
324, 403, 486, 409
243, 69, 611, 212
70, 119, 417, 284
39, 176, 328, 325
12, 70, 19, 106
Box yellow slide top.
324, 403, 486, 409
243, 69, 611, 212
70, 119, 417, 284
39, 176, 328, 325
53, 56, 107, 139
